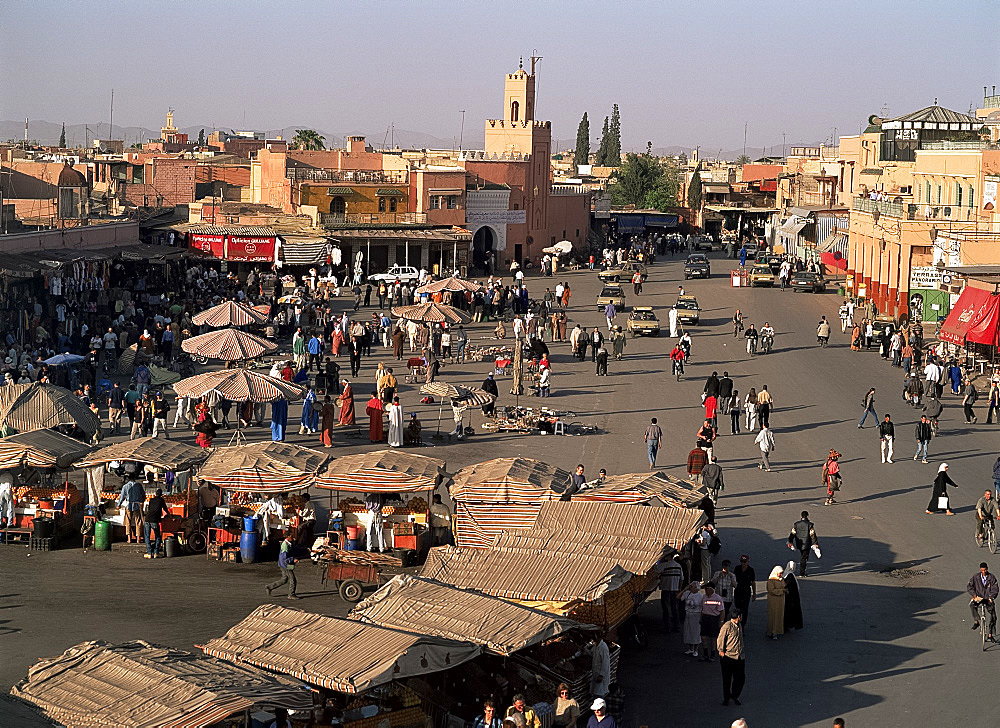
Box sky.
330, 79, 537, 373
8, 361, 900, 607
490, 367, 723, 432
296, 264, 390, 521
2, 0, 998, 154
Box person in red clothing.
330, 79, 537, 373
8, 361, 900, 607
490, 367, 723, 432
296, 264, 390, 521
704, 394, 718, 429
687, 444, 709, 484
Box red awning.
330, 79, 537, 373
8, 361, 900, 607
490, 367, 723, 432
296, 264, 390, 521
820, 251, 848, 271
939, 286, 995, 345
965, 293, 1000, 347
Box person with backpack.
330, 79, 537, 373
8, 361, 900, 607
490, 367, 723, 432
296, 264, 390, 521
787, 511, 819, 577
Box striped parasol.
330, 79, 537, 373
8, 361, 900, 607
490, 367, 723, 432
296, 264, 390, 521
173, 369, 304, 403
0, 429, 94, 470
181, 328, 277, 361
0, 383, 102, 441
316, 449, 447, 493
454, 387, 495, 409
192, 300, 270, 327
414, 277, 484, 295
420, 381, 470, 400
199, 442, 330, 492
390, 301, 471, 324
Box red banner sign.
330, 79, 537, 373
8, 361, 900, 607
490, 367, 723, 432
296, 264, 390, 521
227, 236, 275, 262
188, 233, 225, 258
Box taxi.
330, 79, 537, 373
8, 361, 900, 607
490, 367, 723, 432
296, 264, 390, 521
749, 263, 775, 287
598, 260, 648, 283
597, 284, 627, 311
675, 295, 701, 325
627, 306, 660, 336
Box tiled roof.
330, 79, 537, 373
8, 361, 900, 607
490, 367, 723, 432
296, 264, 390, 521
888, 105, 975, 125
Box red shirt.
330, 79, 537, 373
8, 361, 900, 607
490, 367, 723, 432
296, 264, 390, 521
704, 395, 717, 419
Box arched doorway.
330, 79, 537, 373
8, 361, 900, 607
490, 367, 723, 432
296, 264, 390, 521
472, 226, 496, 271
330, 196, 346, 216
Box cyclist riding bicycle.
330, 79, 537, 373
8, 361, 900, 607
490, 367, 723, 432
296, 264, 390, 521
744, 323, 759, 355
732, 310, 744, 338
978, 490, 999, 546
969, 562, 999, 641
760, 322, 775, 354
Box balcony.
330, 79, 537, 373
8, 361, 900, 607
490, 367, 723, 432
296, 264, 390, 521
551, 184, 592, 195
286, 168, 408, 184
320, 212, 428, 228
852, 196, 905, 218
853, 195, 982, 222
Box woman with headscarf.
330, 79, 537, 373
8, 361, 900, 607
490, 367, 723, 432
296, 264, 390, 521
766, 565, 787, 639
366, 391, 384, 442
319, 395, 337, 448
299, 384, 317, 435
337, 379, 355, 425
194, 412, 219, 448
926, 462, 958, 515
782, 561, 804, 631
678, 581, 704, 658
850, 323, 862, 351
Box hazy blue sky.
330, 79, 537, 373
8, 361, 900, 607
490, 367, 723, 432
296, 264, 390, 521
2, 0, 997, 152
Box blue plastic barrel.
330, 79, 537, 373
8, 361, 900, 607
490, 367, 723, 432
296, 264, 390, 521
345, 538, 358, 551
240, 529, 260, 563
243, 516, 258, 532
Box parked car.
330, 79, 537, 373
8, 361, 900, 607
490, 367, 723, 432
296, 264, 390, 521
789, 271, 827, 293
598, 260, 648, 283
675, 295, 701, 325
694, 235, 716, 251
368, 265, 420, 284
597, 285, 627, 311
627, 307, 660, 336
749, 263, 774, 287
683, 254, 711, 279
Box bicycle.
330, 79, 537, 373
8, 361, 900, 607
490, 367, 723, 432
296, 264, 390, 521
979, 518, 997, 554
974, 598, 993, 651
672, 358, 684, 381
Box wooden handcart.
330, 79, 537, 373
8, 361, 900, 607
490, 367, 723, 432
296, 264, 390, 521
317, 549, 403, 603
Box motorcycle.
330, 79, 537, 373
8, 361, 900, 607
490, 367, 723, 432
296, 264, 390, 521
746, 337, 758, 356
760, 335, 773, 355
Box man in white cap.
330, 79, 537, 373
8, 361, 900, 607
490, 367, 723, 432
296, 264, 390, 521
587, 698, 617, 727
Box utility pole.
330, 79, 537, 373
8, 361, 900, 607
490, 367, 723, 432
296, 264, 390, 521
743, 122, 748, 160
109, 89, 115, 140
782, 132, 787, 158
459, 110, 466, 151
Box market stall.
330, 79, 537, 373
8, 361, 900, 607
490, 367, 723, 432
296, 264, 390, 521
181, 327, 278, 363
74, 437, 210, 550
0, 382, 102, 443
315, 450, 447, 560
449, 457, 572, 548
551, 470, 710, 509
197, 441, 330, 561
12, 639, 313, 728
0, 429, 94, 547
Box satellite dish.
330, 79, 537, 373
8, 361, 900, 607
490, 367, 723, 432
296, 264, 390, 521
868, 115, 883, 125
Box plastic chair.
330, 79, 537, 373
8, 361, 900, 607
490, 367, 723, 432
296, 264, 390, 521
553, 420, 566, 436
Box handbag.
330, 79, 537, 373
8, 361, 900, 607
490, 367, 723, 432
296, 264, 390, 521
937, 496, 949, 510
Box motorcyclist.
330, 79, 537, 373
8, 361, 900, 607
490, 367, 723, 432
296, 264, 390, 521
759, 322, 775, 354
679, 332, 693, 362
744, 323, 759, 355
669, 343, 686, 377
732, 310, 744, 338
922, 395, 943, 432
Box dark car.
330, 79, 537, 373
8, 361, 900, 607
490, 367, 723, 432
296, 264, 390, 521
756, 252, 786, 273
789, 271, 826, 293
684, 254, 711, 279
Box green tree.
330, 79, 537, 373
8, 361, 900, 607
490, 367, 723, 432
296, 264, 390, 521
595, 116, 610, 166
646, 159, 682, 211
607, 104, 621, 166
607, 142, 661, 208
688, 168, 703, 210
574, 112, 590, 168
735, 154, 751, 165
58, 123, 66, 148
198, 128, 206, 146
292, 129, 326, 150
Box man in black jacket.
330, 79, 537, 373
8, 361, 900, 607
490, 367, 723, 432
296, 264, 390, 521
787, 511, 818, 577
702, 456, 724, 502
878, 414, 895, 464
704, 371, 720, 400
968, 562, 999, 640
914, 415, 933, 463
718, 372, 734, 415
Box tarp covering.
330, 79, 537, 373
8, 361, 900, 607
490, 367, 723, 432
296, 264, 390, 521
939, 285, 995, 345
414, 277, 484, 295
454, 501, 542, 549
390, 302, 471, 324
11, 640, 312, 728
532, 501, 706, 547
0, 429, 93, 470
0, 383, 102, 441
450, 457, 573, 503
550, 471, 709, 508
203, 604, 480, 694
198, 442, 330, 492
316, 450, 447, 493
75, 436, 208, 471
192, 300, 270, 327
965, 293, 1000, 348
350, 574, 592, 655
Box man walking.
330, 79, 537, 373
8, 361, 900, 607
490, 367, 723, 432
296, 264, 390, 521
914, 415, 932, 463
878, 413, 895, 464
143, 485, 169, 559
659, 554, 684, 632
733, 555, 756, 625
266, 533, 299, 600
702, 456, 725, 501
718, 372, 734, 415
687, 443, 709, 484
717, 609, 746, 706
986, 379, 1000, 425
644, 417, 662, 469
787, 511, 819, 577
962, 377, 979, 424
152, 392, 170, 439
753, 424, 775, 471
107, 382, 125, 436
858, 387, 877, 428
117, 475, 146, 544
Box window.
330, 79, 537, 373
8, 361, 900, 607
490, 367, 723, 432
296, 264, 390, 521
956, 183, 962, 207
513, 203, 519, 210
389, 197, 397, 212
936, 185, 942, 205
969, 184, 975, 208
378, 197, 386, 212
925, 182, 931, 203
576, 229, 580, 237
511, 100, 519, 122
447, 195, 458, 209
899, 186, 911, 195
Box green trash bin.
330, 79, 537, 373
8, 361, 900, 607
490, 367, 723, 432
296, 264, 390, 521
94, 519, 112, 551
837, 287, 845, 296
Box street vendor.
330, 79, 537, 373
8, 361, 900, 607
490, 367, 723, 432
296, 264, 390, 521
404, 412, 422, 446
429, 493, 451, 546
364, 492, 386, 553
258, 493, 285, 546
295, 493, 316, 546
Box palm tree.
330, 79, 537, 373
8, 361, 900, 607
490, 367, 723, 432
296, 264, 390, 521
292, 129, 326, 150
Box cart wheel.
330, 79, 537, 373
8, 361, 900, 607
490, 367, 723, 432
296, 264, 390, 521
187, 531, 207, 554
339, 579, 364, 602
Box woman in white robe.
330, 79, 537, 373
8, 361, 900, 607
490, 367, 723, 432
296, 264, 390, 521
387, 396, 404, 447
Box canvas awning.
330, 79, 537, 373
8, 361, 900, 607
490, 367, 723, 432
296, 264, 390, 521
560, 471, 709, 508
0, 382, 102, 441
11, 640, 312, 728
181, 328, 277, 361
450, 457, 573, 503
75, 436, 209, 471
198, 442, 330, 492
816, 232, 849, 255
350, 575, 593, 655
191, 301, 269, 327
203, 604, 481, 693
315, 449, 447, 491
0, 429, 93, 470
965, 293, 1000, 347
778, 218, 808, 237
939, 285, 995, 345
279, 238, 333, 266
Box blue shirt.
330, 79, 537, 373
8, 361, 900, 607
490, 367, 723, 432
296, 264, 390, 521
278, 539, 296, 569
307, 337, 321, 355
117, 480, 146, 510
